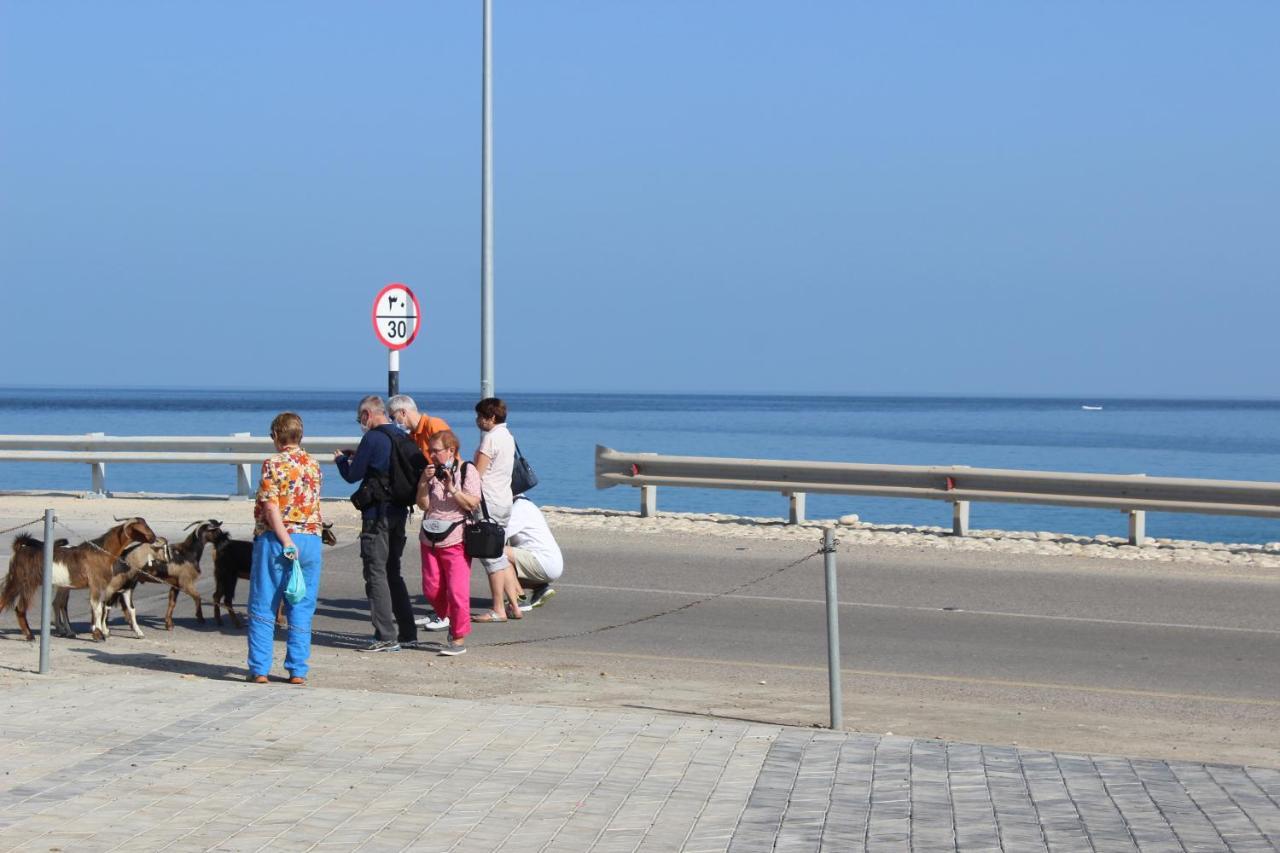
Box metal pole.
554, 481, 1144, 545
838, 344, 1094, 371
822, 527, 843, 729
39, 508, 55, 674
388, 349, 400, 398
479, 0, 495, 398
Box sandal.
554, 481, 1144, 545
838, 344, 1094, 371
248, 674, 268, 684
288, 676, 307, 686
472, 609, 508, 623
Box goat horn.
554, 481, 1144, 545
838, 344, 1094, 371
183, 521, 201, 530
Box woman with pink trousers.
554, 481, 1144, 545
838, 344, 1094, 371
416, 430, 481, 655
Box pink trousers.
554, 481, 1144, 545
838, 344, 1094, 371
420, 541, 470, 640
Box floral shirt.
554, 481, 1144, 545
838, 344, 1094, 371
253, 446, 323, 538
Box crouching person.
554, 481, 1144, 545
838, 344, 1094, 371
507, 497, 563, 612
247, 412, 324, 685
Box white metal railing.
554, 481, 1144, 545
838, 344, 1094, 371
0, 433, 360, 497
594, 445, 1280, 545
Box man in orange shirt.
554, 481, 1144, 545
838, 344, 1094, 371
388, 394, 451, 464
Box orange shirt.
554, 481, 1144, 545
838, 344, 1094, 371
409, 414, 452, 463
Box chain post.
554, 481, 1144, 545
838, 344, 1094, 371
39, 509, 55, 673
823, 526, 842, 729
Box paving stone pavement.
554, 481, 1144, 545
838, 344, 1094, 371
0, 675, 1277, 852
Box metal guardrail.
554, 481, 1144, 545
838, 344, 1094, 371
594, 445, 1280, 545
0, 433, 360, 497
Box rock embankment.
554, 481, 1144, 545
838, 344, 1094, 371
540, 506, 1280, 569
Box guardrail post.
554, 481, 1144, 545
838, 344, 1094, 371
1128, 510, 1146, 546
233, 432, 253, 498
39, 508, 55, 674
787, 492, 806, 524
89, 462, 107, 498
640, 485, 656, 517
952, 500, 970, 536
86, 432, 107, 498
822, 527, 842, 729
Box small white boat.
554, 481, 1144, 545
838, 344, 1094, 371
1081, 405, 1103, 411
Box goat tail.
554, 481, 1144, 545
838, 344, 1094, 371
1, 535, 47, 614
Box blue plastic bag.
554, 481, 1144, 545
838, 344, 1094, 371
284, 557, 306, 606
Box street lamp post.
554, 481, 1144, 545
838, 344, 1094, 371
480, 0, 495, 398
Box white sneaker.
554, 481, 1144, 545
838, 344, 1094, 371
421, 615, 451, 632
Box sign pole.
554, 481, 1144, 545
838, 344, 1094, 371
480, 0, 495, 398
388, 349, 400, 398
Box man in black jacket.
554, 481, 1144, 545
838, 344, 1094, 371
335, 394, 418, 652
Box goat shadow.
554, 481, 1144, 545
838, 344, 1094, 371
75, 649, 245, 682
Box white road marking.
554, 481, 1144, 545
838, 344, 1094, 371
556, 582, 1280, 636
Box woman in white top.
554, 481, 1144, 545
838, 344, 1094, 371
472, 397, 523, 621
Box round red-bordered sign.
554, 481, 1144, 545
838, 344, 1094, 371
371, 283, 420, 350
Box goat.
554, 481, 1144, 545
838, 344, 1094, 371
211, 522, 337, 629
1, 518, 157, 641
94, 537, 171, 639
106, 520, 223, 633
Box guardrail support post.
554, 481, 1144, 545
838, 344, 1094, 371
787, 492, 806, 525
640, 485, 656, 517
233, 432, 253, 499
39, 508, 55, 674
952, 500, 970, 536
822, 527, 842, 730
88, 462, 107, 498
1128, 510, 1146, 546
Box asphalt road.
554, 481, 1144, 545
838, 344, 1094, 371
5, 519, 1279, 766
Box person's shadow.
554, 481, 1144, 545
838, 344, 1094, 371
75, 648, 245, 681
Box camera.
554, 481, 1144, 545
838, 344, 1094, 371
435, 464, 452, 482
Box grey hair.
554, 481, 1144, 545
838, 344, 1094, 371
357, 395, 387, 417
387, 394, 417, 415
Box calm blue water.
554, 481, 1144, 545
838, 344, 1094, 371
2, 388, 1279, 544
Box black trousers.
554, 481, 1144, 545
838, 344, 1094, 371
359, 514, 417, 643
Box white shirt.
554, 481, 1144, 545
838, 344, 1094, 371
476, 422, 516, 517
505, 498, 563, 579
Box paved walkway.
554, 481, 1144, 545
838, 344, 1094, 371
0, 673, 1277, 852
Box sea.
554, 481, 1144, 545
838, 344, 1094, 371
2, 388, 1279, 545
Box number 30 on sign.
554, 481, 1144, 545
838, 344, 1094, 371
372, 283, 420, 350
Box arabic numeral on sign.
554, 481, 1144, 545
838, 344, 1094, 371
387, 320, 407, 338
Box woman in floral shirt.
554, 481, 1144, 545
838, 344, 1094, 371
248, 411, 324, 685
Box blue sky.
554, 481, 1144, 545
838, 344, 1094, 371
1, 2, 1276, 396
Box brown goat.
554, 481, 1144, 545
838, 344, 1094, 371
1, 518, 157, 641
96, 538, 172, 638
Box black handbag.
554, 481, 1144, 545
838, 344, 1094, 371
511, 439, 538, 495
463, 493, 505, 559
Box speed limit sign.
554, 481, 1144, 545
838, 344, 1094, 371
372, 283, 420, 350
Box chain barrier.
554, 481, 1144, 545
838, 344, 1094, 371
0, 517, 46, 537
33, 516, 836, 654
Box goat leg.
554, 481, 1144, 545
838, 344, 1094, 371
14, 594, 33, 641
53, 588, 76, 639
165, 586, 178, 631
90, 594, 107, 642
275, 599, 288, 629
120, 588, 144, 639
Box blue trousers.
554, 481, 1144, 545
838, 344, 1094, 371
247, 532, 322, 678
